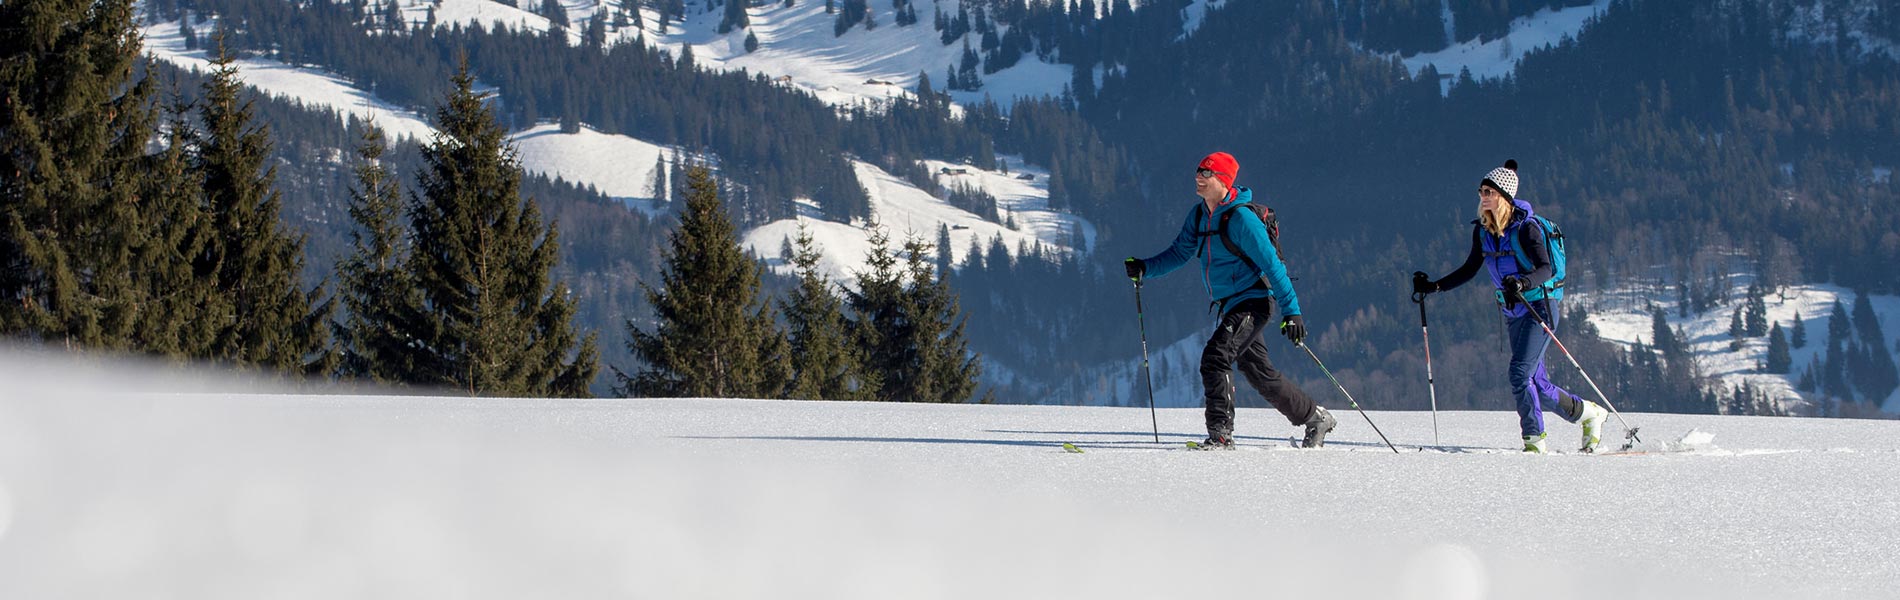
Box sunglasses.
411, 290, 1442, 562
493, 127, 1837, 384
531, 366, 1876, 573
1195, 168, 1223, 179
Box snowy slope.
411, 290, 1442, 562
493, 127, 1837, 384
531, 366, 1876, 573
742, 158, 1092, 284
4, 349, 1898, 599
507, 123, 674, 215
1399, 0, 1612, 93
1577, 283, 1900, 415
386, 0, 1079, 110
640, 0, 1071, 110
141, 19, 439, 142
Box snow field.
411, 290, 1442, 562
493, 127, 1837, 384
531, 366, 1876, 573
2, 350, 1898, 599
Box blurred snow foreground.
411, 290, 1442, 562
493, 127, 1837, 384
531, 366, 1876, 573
0, 346, 1897, 599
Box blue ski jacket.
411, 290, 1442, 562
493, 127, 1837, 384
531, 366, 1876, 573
1138, 187, 1301, 316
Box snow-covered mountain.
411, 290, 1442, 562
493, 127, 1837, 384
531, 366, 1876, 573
138, 1, 1098, 279
743, 157, 1094, 285
1578, 282, 1900, 415
4, 349, 1896, 598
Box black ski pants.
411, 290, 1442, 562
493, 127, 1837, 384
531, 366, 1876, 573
1200, 297, 1317, 438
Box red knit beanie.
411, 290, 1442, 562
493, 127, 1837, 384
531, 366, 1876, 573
1198, 152, 1238, 188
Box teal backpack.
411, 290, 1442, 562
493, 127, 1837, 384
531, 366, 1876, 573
1512, 215, 1567, 302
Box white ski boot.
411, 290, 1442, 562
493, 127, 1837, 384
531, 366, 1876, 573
1578, 400, 1609, 453
1522, 432, 1547, 454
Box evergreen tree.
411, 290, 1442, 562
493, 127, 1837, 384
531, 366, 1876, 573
334, 124, 430, 383
846, 223, 906, 400
1649, 306, 1678, 357
620, 165, 789, 398
720, 0, 751, 33
780, 224, 876, 400
1745, 284, 1768, 337
1791, 311, 1808, 348
1798, 357, 1818, 393
897, 237, 981, 403
195, 42, 334, 374
410, 63, 599, 396
131, 91, 217, 359
1728, 308, 1745, 352
1766, 322, 1791, 374
1828, 299, 1851, 348
648, 152, 670, 203
541, 0, 570, 33
1851, 292, 1882, 346
0, 0, 156, 350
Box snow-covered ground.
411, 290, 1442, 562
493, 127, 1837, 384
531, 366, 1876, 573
1400, 0, 1612, 93
742, 157, 1092, 284
2, 349, 1897, 598
141, 18, 439, 142
1577, 283, 1900, 414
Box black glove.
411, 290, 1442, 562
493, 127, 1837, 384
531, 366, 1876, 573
1124, 257, 1145, 281
1502, 275, 1529, 296
1501, 276, 1528, 308
1411, 271, 1437, 295
1280, 314, 1306, 345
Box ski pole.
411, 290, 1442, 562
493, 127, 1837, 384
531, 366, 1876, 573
1295, 341, 1400, 453
1413, 292, 1441, 448
1132, 281, 1160, 444
1511, 290, 1642, 449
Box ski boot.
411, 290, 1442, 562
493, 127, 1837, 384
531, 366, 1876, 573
1522, 432, 1548, 454
1302, 406, 1337, 448
1578, 400, 1609, 453
1190, 433, 1235, 450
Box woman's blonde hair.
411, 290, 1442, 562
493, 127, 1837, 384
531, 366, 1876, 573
1480, 197, 1513, 236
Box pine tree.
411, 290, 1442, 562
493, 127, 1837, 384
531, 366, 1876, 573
196, 41, 335, 374
334, 124, 431, 383
648, 152, 669, 203
720, 0, 751, 33
897, 237, 981, 403
1828, 299, 1850, 347
1728, 308, 1745, 351
131, 91, 217, 359
0, 0, 157, 350
1851, 292, 1882, 346
1766, 322, 1791, 374
410, 62, 599, 396
541, 0, 570, 33
780, 224, 876, 400
620, 165, 789, 398
847, 223, 907, 401
1650, 306, 1679, 357
1744, 284, 1768, 337
1791, 311, 1808, 348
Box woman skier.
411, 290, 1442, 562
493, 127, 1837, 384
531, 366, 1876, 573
1412, 160, 1608, 453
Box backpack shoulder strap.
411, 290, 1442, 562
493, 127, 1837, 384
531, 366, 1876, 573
1508, 216, 1558, 280
1216, 206, 1262, 272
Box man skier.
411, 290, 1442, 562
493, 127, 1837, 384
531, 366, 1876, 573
1123, 152, 1335, 449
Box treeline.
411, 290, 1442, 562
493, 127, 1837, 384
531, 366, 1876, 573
624, 166, 982, 402
2, 0, 601, 394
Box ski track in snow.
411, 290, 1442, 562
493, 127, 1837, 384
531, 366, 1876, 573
3, 350, 1898, 599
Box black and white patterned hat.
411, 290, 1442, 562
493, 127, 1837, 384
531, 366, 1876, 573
1482, 159, 1519, 200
